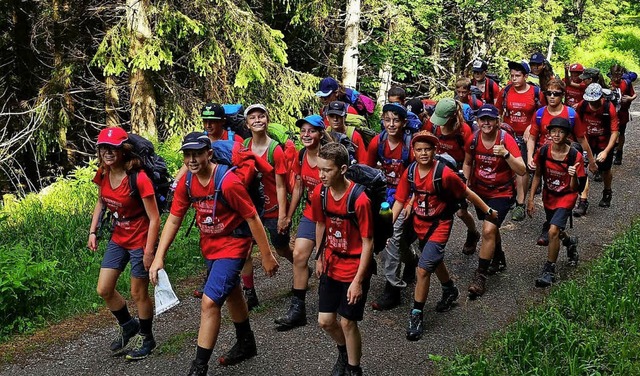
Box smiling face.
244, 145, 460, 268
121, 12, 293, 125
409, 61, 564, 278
183, 148, 212, 175
530, 62, 543, 75
317, 157, 345, 188
299, 123, 322, 148
246, 110, 268, 134
98, 145, 125, 168
548, 127, 569, 145
203, 119, 225, 134
412, 141, 436, 167
477, 116, 499, 135
382, 111, 405, 137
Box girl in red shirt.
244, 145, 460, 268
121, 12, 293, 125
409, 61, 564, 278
463, 105, 526, 298
609, 64, 637, 165
87, 127, 160, 360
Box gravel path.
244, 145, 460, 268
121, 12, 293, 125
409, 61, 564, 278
2, 96, 639, 376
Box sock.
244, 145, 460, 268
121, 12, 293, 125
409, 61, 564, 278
413, 300, 425, 312
441, 279, 454, 289
292, 288, 306, 301
347, 364, 362, 372
139, 318, 153, 336
337, 344, 347, 355
111, 305, 132, 326
195, 345, 213, 365
478, 258, 491, 273
234, 318, 252, 338
242, 274, 255, 290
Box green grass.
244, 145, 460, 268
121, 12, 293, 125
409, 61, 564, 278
157, 330, 197, 355
438, 221, 640, 375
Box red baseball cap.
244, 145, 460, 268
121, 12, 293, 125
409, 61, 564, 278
97, 127, 128, 147
569, 63, 584, 72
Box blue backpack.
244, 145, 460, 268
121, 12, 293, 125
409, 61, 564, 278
535, 106, 576, 137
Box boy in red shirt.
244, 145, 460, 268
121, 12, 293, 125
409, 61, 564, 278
325, 101, 368, 163
609, 64, 637, 165
455, 77, 484, 110
394, 131, 497, 341
312, 142, 374, 376
527, 118, 585, 287
149, 133, 279, 376
471, 59, 501, 104
564, 63, 587, 108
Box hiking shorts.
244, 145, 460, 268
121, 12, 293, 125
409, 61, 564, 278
417, 241, 446, 273
516, 136, 528, 167
296, 215, 316, 241
263, 218, 291, 249
592, 147, 614, 172
203, 258, 244, 306
545, 208, 572, 230
318, 275, 370, 322
101, 241, 148, 279
475, 197, 514, 228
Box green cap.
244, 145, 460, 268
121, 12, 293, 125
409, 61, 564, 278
430, 98, 456, 126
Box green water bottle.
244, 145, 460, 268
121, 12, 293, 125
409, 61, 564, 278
379, 202, 392, 223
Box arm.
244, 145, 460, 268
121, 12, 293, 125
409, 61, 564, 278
527, 168, 543, 217
287, 176, 303, 220
174, 164, 188, 183
141, 195, 160, 270
578, 136, 597, 173
464, 187, 498, 220
463, 151, 473, 182
391, 200, 404, 224
275, 173, 289, 233
347, 237, 373, 305
149, 213, 184, 285
507, 155, 527, 176
246, 214, 279, 276
87, 196, 104, 251
526, 136, 537, 170
314, 221, 327, 278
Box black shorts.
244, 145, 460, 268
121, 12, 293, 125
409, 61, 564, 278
475, 196, 514, 228
318, 275, 370, 321
544, 208, 572, 230
592, 146, 614, 172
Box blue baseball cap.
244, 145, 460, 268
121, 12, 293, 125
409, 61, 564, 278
180, 132, 211, 151
295, 114, 325, 129
476, 104, 500, 119
530, 52, 545, 64
315, 77, 339, 97
382, 103, 408, 119
508, 60, 531, 74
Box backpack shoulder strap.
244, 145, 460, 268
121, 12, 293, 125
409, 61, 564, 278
347, 184, 366, 225
533, 85, 541, 108
211, 164, 236, 220
320, 185, 328, 215
243, 138, 251, 147
227, 130, 235, 141
567, 146, 578, 167
407, 161, 418, 193
567, 106, 576, 128
128, 171, 139, 198
185, 170, 193, 201
298, 148, 307, 167
538, 144, 549, 174
433, 160, 446, 197
578, 100, 588, 118
267, 139, 279, 166
502, 84, 512, 104
401, 131, 412, 165
488, 78, 495, 101
535, 107, 545, 127
377, 130, 388, 162
346, 126, 355, 140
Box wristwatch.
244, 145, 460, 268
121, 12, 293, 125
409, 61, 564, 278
486, 208, 495, 216
503, 151, 511, 159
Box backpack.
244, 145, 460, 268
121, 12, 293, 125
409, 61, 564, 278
502, 83, 541, 112
406, 158, 460, 218
534, 106, 577, 137
537, 143, 586, 193
622, 72, 638, 88
577, 100, 611, 135
320, 164, 389, 255
345, 113, 377, 148
345, 87, 376, 116
377, 129, 412, 167
422, 99, 438, 116
468, 86, 483, 109
222, 104, 251, 139
126, 134, 173, 213
424, 121, 466, 153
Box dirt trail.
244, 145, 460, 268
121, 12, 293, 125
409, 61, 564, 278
2, 95, 639, 376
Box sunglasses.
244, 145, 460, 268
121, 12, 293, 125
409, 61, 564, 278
545, 91, 564, 97
98, 145, 120, 153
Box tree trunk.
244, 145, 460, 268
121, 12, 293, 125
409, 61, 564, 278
127, 0, 156, 136
105, 75, 120, 128
376, 4, 395, 108
546, 32, 555, 61
341, 0, 360, 88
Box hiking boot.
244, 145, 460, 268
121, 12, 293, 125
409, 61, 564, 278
125, 333, 157, 360
193, 287, 204, 299
346, 366, 363, 376
564, 236, 579, 267
331, 350, 348, 376
511, 204, 526, 222
371, 281, 401, 311
487, 252, 507, 275
593, 171, 603, 182
406, 309, 424, 341
599, 189, 612, 208
468, 270, 487, 298
536, 227, 550, 247
218, 331, 257, 366
110, 318, 140, 353
613, 150, 622, 165
435, 285, 459, 312
573, 199, 588, 217
187, 360, 208, 376
243, 287, 260, 311
274, 296, 307, 331
535, 262, 556, 288
462, 230, 481, 255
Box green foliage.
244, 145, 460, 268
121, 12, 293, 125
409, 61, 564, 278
440, 221, 640, 375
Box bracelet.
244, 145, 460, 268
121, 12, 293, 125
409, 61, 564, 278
89, 231, 97, 236
486, 208, 495, 216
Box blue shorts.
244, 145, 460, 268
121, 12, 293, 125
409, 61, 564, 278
544, 208, 572, 230
417, 241, 445, 273
203, 258, 245, 306
101, 241, 148, 279
318, 275, 370, 322
296, 215, 316, 241
475, 197, 514, 228
263, 218, 291, 249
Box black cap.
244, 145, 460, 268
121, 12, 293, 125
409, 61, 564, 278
180, 132, 211, 151
382, 103, 408, 119
405, 98, 425, 115
201, 103, 225, 120
326, 101, 348, 117
547, 117, 571, 132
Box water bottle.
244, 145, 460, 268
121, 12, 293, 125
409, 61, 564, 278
379, 202, 393, 223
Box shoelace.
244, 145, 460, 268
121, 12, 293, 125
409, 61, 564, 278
128, 334, 144, 351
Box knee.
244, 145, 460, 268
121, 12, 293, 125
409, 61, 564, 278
200, 296, 221, 316
292, 249, 310, 267
340, 318, 357, 332
416, 267, 429, 280
130, 285, 149, 303
318, 315, 337, 331
481, 227, 496, 241
96, 285, 114, 300
548, 226, 560, 240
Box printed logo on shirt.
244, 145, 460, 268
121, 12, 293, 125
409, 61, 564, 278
327, 217, 349, 253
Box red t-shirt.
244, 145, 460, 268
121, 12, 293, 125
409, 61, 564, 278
394, 163, 466, 243
93, 169, 155, 250
465, 131, 522, 199
496, 85, 545, 136
564, 78, 586, 108
529, 106, 583, 148
311, 182, 373, 282
460, 94, 484, 109
366, 134, 412, 188
534, 146, 586, 210
293, 150, 321, 219
611, 79, 636, 110
424, 122, 474, 164
574, 100, 619, 151
170, 166, 256, 260
472, 78, 501, 104
245, 139, 288, 219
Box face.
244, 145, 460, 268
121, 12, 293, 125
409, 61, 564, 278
327, 113, 345, 131
300, 123, 322, 148
477, 116, 499, 134
203, 119, 225, 134
183, 148, 212, 174
412, 141, 436, 166
545, 88, 564, 106
588, 99, 602, 108
98, 145, 124, 167
570, 71, 582, 82
473, 71, 486, 81
530, 62, 543, 75
317, 157, 345, 187
611, 70, 623, 83
510, 69, 527, 88
455, 87, 470, 99
548, 127, 568, 144
319, 92, 337, 105
382, 111, 405, 136
387, 95, 403, 104
246, 110, 268, 133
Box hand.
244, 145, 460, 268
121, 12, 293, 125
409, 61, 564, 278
596, 151, 607, 163
347, 280, 363, 305
149, 259, 164, 285
527, 159, 537, 171
588, 160, 598, 173
621, 95, 631, 104
526, 200, 535, 218
568, 162, 579, 176
315, 258, 324, 278
277, 216, 291, 234
523, 126, 531, 142
143, 252, 155, 271
488, 208, 498, 220
262, 252, 279, 277
492, 144, 508, 157
87, 234, 98, 251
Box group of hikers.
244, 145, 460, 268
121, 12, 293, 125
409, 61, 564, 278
87, 53, 636, 375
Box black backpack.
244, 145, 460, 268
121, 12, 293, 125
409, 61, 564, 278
406, 156, 462, 219
320, 164, 390, 255
127, 134, 173, 213
537, 143, 586, 193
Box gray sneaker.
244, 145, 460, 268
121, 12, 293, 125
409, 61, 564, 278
535, 262, 556, 288
110, 318, 140, 353
564, 236, 579, 267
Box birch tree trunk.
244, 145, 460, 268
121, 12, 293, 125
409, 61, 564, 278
127, 0, 156, 136
377, 4, 395, 108
342, 0, 360, 88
